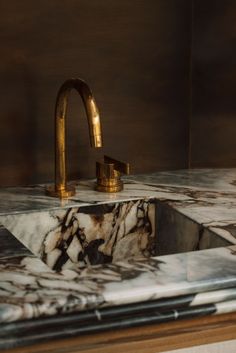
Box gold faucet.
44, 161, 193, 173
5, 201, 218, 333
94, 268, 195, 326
46, 78, 103, 198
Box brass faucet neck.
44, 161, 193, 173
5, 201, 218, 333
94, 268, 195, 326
46, 78, 103, 199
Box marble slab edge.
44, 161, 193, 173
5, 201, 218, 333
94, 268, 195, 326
1, 298, 236, 350
2, 287, 236, 333
1, 246, 236, 323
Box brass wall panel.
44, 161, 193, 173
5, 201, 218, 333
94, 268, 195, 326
0, 1, 191, 186
192, 0, 236, 167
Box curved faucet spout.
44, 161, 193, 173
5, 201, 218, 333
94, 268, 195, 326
46, 78, 103, 199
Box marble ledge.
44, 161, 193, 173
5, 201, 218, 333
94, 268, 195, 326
1, 245, 236, 323
1, 297, 236, 350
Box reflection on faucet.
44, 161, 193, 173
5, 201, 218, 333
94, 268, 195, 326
46, 78, 103, 198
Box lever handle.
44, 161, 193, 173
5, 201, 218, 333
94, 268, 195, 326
104, 155, 130, 175
95, 155, 130, 192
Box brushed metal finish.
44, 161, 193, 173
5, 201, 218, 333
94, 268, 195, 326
46, 78, 102, 198
95, 155, 129, 192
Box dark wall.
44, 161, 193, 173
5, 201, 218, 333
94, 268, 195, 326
0, 1, 191, 186
191, 0, 236, 167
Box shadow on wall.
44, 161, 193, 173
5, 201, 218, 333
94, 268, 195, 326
0, 54, 38, 186
191, 0, 236, 167
0, 0, 191, 186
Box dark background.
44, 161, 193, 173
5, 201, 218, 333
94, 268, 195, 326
191, 0, 236, 167
0, 0, 191, 186
1, 0, 236, 186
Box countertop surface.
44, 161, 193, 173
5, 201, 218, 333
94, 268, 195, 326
1, 169, 236, 349
1, 168, 236, 216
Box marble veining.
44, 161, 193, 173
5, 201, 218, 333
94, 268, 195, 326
1, 169, 236, 270
126, 168, 236, 192
1, 245, 236, 323
2, 170, 236, 258
1, 169, 236, 343
1, 199, 155, 271
1, 299, 236, 350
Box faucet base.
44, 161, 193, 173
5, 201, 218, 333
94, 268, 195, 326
95, 180, 123, 193
95, 156, 129, 193
45, 185, 76, 199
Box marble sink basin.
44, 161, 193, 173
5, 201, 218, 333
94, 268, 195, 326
155, 200, 232, 255
0, 198, 156, 271
1, 169, 235, 271
1, 169, 236, 351
0, 198, 229, 272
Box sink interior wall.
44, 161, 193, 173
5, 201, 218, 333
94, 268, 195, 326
2, 197, 231, 272
155, 200, 232, 256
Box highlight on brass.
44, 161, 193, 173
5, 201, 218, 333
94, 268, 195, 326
46, 78, 103, 199
95, 155, 130, 193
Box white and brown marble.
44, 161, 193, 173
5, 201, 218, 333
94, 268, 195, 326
0, 200, 155, 271
2, 169, 236, 269
1, 240, 236, 324
1, 170, 236, 349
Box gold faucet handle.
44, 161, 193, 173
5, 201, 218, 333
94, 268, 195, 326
103, 155, 130, 175
95, 156, 130, 193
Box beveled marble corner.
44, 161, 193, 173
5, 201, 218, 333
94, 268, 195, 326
0, 199, 155, 271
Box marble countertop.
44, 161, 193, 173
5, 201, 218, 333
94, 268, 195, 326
1, 168, 236, 215
1, 169, 236, 349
